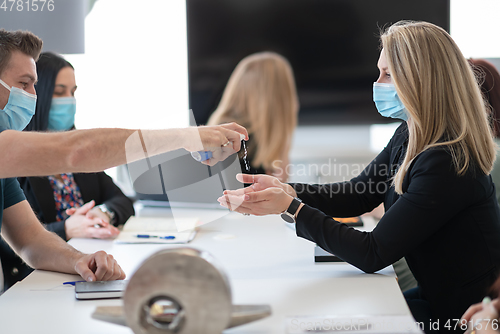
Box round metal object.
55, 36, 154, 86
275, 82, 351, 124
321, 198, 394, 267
123, 248, 232, 334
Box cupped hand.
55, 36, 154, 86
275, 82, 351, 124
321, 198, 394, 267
461, 298, 500, 332
218, 186, 293, 216
75, 251, 126, 282
233, 174, 294, 194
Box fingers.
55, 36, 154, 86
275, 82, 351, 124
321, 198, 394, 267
74, 200, 95, 215
235, 173, 283, 190
219, 187, 292, 216
223, 186, 256, 196
246, 188, 284, 202
222, 188, 283, 203
86, 207, 111, 224
236, 173, 258, 184
493, 299, 500, 313
87, 225, 119, 239
65, 208, 77, 216
75, 252, 126, 282
92, 251, 125, 281
201, 143, 239, 166
218, 195, 253, 213
75, 256, 97, 282
217, 128, 244, 152
219, 193, 242, 211
461, 303, 486, 322
92, 252, 108, 281
83, 217, 109, 229
219, 122, 249, 140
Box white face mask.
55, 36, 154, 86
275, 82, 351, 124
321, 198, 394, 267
0, 78, 37, 131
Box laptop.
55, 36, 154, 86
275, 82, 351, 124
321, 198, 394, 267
128, 149, 244, 209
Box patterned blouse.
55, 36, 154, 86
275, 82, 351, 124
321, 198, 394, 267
48, 173, 85, 222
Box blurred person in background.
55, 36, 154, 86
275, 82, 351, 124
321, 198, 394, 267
469, 59, 500, 205
208, 52, 299, 182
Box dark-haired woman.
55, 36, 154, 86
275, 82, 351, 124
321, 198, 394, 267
0, 52, 134, 290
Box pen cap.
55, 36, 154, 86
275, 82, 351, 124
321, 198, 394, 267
191, 151, 212, 162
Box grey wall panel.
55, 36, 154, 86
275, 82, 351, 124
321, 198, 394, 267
0, 0, 86, 54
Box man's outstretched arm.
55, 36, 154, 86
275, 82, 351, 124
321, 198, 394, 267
1, 200, 125, 281
0, 123, 247, 178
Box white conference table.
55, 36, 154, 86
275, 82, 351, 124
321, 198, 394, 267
0, 207, 414, 333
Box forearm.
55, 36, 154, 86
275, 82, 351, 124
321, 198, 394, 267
291, 181, 383, 217
2, 201, 81, 275
295, 204, 390, 273
19, 228, 82, 275
0, 128, 187, 178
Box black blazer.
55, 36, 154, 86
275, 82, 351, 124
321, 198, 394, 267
0, 172, 134, 290
292, 123, 500, 332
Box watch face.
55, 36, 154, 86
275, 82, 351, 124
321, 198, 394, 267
280, 212, 295, 224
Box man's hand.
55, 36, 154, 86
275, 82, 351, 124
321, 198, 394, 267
65, 200, 120, 240
74, 251, 126, 282
182, 123, 249, 166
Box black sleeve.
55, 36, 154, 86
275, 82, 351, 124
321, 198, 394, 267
295, 149, 475, 273
96, 172, 135, 226
44, 220, 67, 240
17, 177, 69, 240
290, 139, 393, 218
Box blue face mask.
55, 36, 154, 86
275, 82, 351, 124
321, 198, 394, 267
48, 97, 76, 131
0, 78, 37, 131
373, 83, 408, 121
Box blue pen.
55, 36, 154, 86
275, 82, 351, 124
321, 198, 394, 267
136, 234, 176, 240
63, 280, 86, 286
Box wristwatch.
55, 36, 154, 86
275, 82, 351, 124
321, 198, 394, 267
97, 204, 116, 224
280, 197, 302, 223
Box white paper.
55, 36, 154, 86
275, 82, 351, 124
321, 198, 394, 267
114, 216, 199, 244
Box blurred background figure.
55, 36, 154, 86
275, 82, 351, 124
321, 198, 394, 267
0, 52, 134, 290
208, 52, 299, 182
469, 59, 500, 205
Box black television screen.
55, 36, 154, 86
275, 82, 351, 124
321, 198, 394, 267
187, 0, 450, 125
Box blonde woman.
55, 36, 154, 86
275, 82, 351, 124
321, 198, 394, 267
220, 21, 500, 334
207, 52, 299, 182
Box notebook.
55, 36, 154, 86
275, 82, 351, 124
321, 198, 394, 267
75, 280, 128, 300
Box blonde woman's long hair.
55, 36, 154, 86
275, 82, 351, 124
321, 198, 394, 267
207, 52, 299, 173
382, 21, 496, 194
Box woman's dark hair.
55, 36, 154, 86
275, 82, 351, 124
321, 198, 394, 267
24, 52, 73, 131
